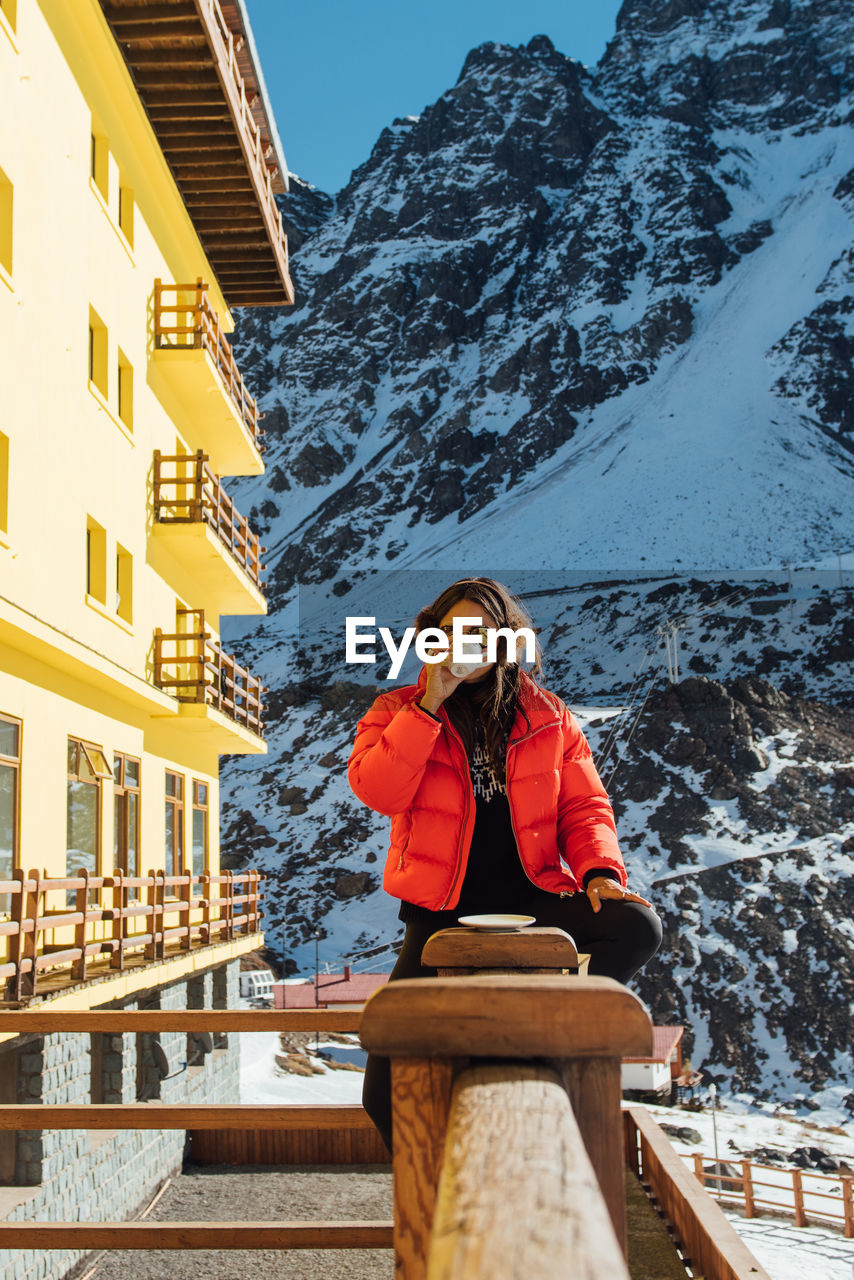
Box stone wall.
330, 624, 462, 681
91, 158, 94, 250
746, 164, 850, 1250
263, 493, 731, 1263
0, 959, 242, 1280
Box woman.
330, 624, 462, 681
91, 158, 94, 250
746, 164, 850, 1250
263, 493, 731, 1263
348, 577, 662, 1151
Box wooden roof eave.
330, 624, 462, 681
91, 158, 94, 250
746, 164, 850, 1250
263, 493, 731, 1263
100, 0, 293, 308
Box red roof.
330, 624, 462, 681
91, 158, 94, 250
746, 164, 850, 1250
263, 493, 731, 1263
623, 1025, 684, 1064
276, 973, 390, 1007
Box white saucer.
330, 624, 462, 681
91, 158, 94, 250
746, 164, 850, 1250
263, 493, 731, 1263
457, 914, 536, 931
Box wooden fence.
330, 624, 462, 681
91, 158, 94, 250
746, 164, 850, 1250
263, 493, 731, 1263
686, 1151, 854, 1236
0, 868, 262, 1003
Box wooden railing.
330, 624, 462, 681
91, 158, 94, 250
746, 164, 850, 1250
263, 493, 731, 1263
154, 279, 262, 448
0, 1009, 390, 1256
361, 974, 653, 1278
153, 450, 264, 589
685, 1150, 854, 1235
154, 607, 264, 736
197, 0, 290, 276
0, 869, 262, 1004
624, 1107, 774, 1280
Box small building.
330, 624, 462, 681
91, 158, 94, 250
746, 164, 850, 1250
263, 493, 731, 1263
621, 1025, 684, 1097
275, 967, 390, 1011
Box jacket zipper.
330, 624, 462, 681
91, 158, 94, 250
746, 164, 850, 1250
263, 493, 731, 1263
438, 718, 473, 911
505, 721, 561, 892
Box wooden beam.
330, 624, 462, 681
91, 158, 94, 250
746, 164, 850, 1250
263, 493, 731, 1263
0, 1222, 394, 1250
170, 161, 249, 175
0, 1104, 373, 1131
126, 48, 212, 68
112, 21, 203, 42
133, 69, 221, 88
0, 1009, 362, 1032
422, 926, 580, 971
104, 4, 197, 25
360, 975, 653, 1060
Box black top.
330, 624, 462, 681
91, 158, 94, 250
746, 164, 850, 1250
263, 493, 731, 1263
398, 716, 532, 922
397, 688, 618, 924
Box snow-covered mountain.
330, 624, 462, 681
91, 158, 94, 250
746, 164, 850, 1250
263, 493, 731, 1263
220, 0, 854, 1113
230, 0, 854, 598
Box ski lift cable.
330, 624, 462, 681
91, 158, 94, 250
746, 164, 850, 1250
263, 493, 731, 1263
594, 651, 656, 772
595, 648, 657, 773
602, 660, 665, 792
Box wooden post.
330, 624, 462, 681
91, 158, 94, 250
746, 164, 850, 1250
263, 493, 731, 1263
391, 1057, 454, 1280
792, 1168, 806, 1227
561, 1056, 627, 1252
693, 1153, 704, 1184
200, 870, 212, 943
70, 869, 90, 982
742, 1160, 755, 1217
110, 871, 126, 970
360, 975, 651, 1273
841, 1175, 854, 1239
179, 864, 193, 951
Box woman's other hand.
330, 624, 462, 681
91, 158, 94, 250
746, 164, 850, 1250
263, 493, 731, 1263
586, 875, 652, 914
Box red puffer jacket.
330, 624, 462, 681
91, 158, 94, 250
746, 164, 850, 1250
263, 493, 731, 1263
348, 669, 626, 911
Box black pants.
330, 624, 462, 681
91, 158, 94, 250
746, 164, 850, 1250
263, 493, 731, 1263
362, 892, 663, 1153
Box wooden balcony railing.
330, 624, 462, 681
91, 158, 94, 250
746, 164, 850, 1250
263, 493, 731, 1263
0, 868, 262, 1004
154, 279, 263, 449
153, 450, 265, 590
154, 608, 264, 736
199, 0, 290, 272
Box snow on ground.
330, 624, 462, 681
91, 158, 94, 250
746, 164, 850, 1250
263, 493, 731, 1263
724, 1213, 854, 1280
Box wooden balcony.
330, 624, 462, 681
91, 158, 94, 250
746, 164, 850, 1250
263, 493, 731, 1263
152, 449, 266, 614
0, 867, 262, 1005
154, 279, 264, 476
100, 0, 294, 306
154, 608, 264, 740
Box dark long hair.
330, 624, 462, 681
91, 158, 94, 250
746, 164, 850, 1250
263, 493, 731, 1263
415, 577, 542, 780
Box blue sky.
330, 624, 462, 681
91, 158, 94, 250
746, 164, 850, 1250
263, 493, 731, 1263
245, 1, 624, 194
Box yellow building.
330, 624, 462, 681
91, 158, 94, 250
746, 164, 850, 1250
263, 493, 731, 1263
0, 1, 290, 1264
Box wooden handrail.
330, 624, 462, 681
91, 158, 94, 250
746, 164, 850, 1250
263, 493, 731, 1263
428, 1062, 629, 1279
624, 1107, 773, 1280
152, 449, 264, 589
0, 868, 263, 1003
153, 279, 263, 447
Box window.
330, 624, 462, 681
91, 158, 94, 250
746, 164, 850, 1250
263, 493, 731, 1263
113, 753, 140, 888
165, 771, 184, 876
191, 780, 209, 876
0, 714, 21, 914
118, 184, 134, 247
88, 306, 108, 398
117, 349, 133, 431
66, 738, 111, 886
90, 127, 109, 203
0, 432, 8, 535
0, 165, 11, 278
86, 515, 107, 603
115, 543, 132, 623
